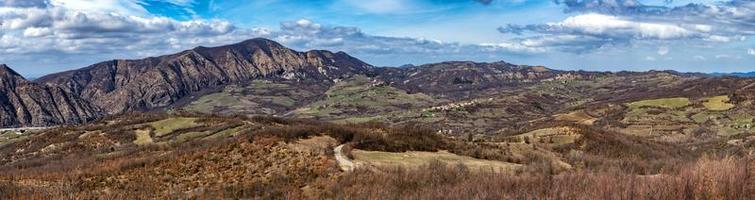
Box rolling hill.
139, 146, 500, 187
0, 38, 753, 199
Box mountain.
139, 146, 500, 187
2, 39, 755, 199
36, 38, 372, 115
0, 64, 102, 127
375, 61, 600, 99
13, 37, 754, 130
710, 71, 755, 78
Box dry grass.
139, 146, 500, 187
316, 156, 754, 200
352, 149, 522, 172
554, 110, 598, 125
0, 114, 752, 199
704, 95, 736, 111
132, 129, 153, 145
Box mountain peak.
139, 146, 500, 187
36, 37, 373, 115
239, 37, 282, 46
0, 64, 23, 79
194, 38, 284, 50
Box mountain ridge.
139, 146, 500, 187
0, 64, 102, 127
35, 38, 373, 115
3, 38, 752, 128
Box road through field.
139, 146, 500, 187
334, 144, 356, 172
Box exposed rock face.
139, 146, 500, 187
37, 38, 372, 114
0, 64, 102, 127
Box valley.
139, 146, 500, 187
0, 38, 752, 199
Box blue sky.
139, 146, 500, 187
0, 0, 754, 77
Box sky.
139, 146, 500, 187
0, 0, 754, 77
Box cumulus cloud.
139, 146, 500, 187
0, 0, 538, 70
0, 5, 238, 55
749, 48, 755, 56
552, 0, 663, 14
499, 13, 710, 51
497, 0, 755, 53
501, 13, 703, 40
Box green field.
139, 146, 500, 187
150, 117, 198, 136
184, 80, 315, 115
293, 75, 443, 120
627, 97, 691, 110
0, 131, 26, 146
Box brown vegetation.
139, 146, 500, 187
0, 113, 752, 199
317, 156, 753, 200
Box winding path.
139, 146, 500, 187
334, 144, 356, 172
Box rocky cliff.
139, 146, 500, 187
0, 64, 102, 127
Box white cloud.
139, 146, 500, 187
479, 42, 546, 54
704, 35, 731, 42
22, 27, 52, 37
0, 3, 247, 58
554, 14, 696, 40
714, 54, 733, 59
657, 46, 669, 56
163, 0, 197, 7
748, 48, 755, 56
0, 0, 537, 71
49, 0, 149, 16
503, 13, 708, 42
271, 19, 537, 56
500, 1, 755, 53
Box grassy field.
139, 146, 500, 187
293, 75, 443, 120
133, 129, 153, 145
703, 95, 735, 111
150, 117, 198, 136
627, 97, 691, 110
184, 92, 244, 113
352, 149, 522, 172
0, 131, 26, 146
509, 127, 582, 146
184, 80, 318, 115
553, 110, 597, 125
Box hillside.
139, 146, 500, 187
36, 38, 372, 115
0, 113, 751, 199
0, 38, 753, 199
0, 65, 102, 127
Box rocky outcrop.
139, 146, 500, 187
37, 38, 372, 114
0, 64, 102, 127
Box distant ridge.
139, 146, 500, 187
709, 71, 755, 78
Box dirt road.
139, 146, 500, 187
334, 144, 356, 171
